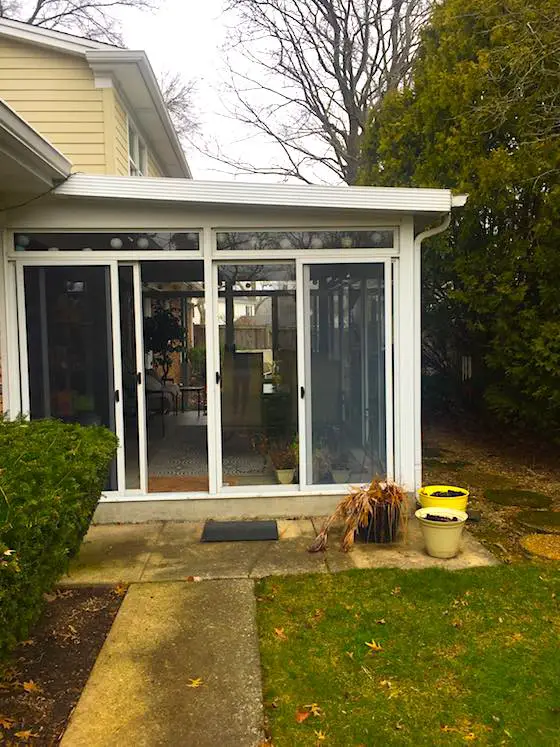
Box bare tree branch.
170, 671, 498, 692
158, 71, 199, 139
215, 0, 431, 183
1, 0, 158, 44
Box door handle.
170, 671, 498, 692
137, 371, 142, 385
216, 372, 221, 385
115, 390, 120, 403
300, 386, 305, 399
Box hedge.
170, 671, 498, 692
0, 419, 117, 660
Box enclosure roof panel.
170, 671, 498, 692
54, 174, 465, 214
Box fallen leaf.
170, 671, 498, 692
452, 619, 464, 629
19, 640, 35, 647
304, 703, 322, 717
187, 678, 203, 688
464, 733, 477, 741
391, 587, 401, 596
274, 627, 287, 640
376, 618, 386, 625
185, 576, 202, 582
441, 725, 459, 733
365, 639, 383, 653
15, 730, 39, 739
113, 583, 128, 597
345, 651, 354, 659
43, 592, 57, 603
0, 715, 16, 729
23, 681, 42, 694
3, 549, 15, 556
295, 710, 311, 723
380, 680, 392, 688
314, 729, 327, 741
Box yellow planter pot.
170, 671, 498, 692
419, 485, 469, 512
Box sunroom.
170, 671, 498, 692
0, 175, 465, 522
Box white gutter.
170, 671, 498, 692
412, 211, 455, 494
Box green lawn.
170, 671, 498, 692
256, 566, 559, 746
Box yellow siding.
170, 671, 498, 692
148, 151, 164, 177
114, 93, 130, 176
0, 38, 108, 173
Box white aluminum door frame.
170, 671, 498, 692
211, 259, 302, 494
132, 262, 148, 494
15, 258, 127, 493
298, 256, 394, 489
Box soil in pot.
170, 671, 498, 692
431, 490, 465, 498
356, 504, 400, 544
425, 513, 460, 523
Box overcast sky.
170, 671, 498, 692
119, 0, 276, 181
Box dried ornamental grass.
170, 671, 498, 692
309, 479, 407, 553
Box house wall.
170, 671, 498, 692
0, 39, 170, 178
0, 38, 107, 174
113, 93, 130, 176
147, 151, 164, 177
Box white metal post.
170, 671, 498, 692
109, 262, 126, 494
295, 259, 307, 488
133, 262, 148, 494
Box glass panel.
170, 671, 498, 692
24, 265, 117, 490
141, 261, 208, 493
216, 229, 394, 251
14, 232, 199, 252
307, 263, 386, 485
119, 266, 140, 489
218, 263, 298, 487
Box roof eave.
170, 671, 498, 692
86, 50, 192, 180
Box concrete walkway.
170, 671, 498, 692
62, 580, 263, 747
60, 520, 497, 746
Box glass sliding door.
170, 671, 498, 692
140, 260, 208, 493
304, 262, 390, 486
217, 263, 298, 488
23, 264, 119, 490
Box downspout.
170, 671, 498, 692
412, 211, 453, 497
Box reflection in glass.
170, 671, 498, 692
218, 264, 298, 487
119, 266, 141, 489
308, 263, 386, 485
14, 232, 200, 252
141, 261, 208, 493
217, 229, 393, 251
24, 265, 117, 489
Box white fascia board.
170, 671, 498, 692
0, 100, 71, 180
0, 17, 115, 54
55, 174, 457, 212
86, 50, 192, 179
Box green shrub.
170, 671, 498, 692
0, 419, 117, 660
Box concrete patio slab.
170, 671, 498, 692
61, 523, 164, 585
62, 517, 497, 586
250, 537, 328, 577
61, 580, 263, 747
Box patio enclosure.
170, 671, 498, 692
6, 227, 397, 501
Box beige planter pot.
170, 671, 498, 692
276, 468, 295, 484
415, 507, 468, 559
332, 469, 351, 484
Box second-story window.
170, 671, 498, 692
128, 121, 147, 176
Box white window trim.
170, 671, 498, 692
127, 116, 148, 176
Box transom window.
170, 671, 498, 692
216, 229, 394, 251
128, 121, 147, 176
13, 232, 200, 252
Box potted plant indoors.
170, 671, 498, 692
269, 437, 298, 484
309, 478, 407, 552
143, 303, 186, 381
331, 451, 351, 483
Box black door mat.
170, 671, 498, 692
201, 520, 279, 542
